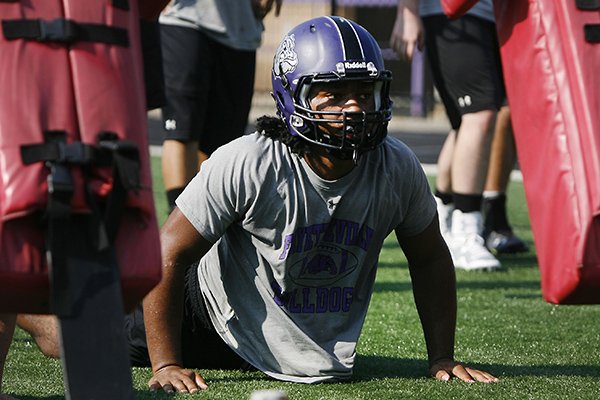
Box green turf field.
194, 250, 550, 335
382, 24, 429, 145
2, 158, 599, 399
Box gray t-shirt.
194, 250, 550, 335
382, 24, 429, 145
159, 0, 264, 51
420, 0, 495, 22
177, 132, 436, 383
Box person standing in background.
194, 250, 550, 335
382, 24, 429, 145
160, 0, 283, 212
482, 106, 528, 255
391, 0, 526, 270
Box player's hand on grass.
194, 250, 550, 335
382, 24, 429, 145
148, 364, 208, 394
429, 359, 498, 383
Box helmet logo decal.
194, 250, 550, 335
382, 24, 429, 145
273, 34, 298, 79
335, 61, 379, 77
344, 61, 367, 69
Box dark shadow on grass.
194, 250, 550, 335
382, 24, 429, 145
378, 250, 539, 270
14, 389, 171, 400
352, 355, 600, 380
504, 294, 541, 299
373, 279, 540, 293
455, 280, 540, 291
381, 240, 401, 250
353, 356, 426, 380
377, 261, 409, 269
202, 374, 273, 384
495, 254, 539, 268
14, 391, 148, 400
373, 281, 413, 293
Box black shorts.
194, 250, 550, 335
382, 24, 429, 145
125, 264, 252, 370
160, 24, 256, 155
423, 15, 505, 130
139, 19, 165, 111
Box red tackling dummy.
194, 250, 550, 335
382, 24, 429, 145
441, 0, 600, 303
0, 0, 162, 313
495, 0, 600, 304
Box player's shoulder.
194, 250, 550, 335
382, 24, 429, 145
380, 136, 420, 164
365, 136, 424, 183
209, 132, 291, 181
214, 132, 278, 158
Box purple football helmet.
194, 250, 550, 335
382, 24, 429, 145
271, 16, 393, 161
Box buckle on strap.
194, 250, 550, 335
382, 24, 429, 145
38, 18, 78, 43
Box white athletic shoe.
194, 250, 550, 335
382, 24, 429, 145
435, 197, 454, 242
449, 209, 501, 271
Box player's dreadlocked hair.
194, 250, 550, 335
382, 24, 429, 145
256, 115, 311, 157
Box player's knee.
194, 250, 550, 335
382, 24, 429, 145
17, 314, 61, 359
36, 338, 60, 359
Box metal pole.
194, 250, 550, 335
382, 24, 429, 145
410, 48, 425, 117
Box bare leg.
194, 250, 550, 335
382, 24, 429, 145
451, 109, 496, 195
448, 109, 500, 271
485, 106, 516, 193
161, 139, 199, 191
482, 106, 528, 253
434, 130, 456, 237
16, 314, 60, 359
435, 130, 456, 193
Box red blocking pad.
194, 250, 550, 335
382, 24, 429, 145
495, 0, 600, 303
0, 0, 161, 313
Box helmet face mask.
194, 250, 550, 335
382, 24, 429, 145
272, 16, 393, 161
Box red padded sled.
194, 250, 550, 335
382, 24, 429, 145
494, 0, 600, 304
440, 0, 600, 303
0, 0, 162, 313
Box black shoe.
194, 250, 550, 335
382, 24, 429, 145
484, 230, 529, 254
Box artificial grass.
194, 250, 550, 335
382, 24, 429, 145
2, 159, 599, 399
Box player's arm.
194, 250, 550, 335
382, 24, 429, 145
396, 215, 498, 383
144, 207, 213, 394
0, 313, 16, 395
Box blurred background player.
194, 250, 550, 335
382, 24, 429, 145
482, 106, 528, 254
391, 0, 526, 270
159, 0, 283, 212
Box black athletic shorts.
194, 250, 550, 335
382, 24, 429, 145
160, 24, 256, 155
125, 264, 253, 370
423, 15, 506, 130
139, 19, 165, 111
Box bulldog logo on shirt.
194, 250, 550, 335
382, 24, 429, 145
289, 243, 358, 287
